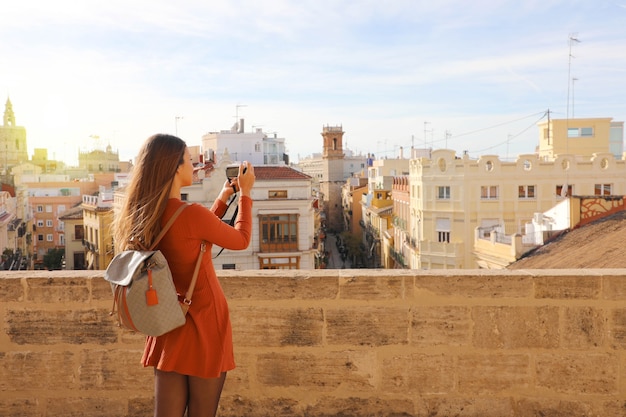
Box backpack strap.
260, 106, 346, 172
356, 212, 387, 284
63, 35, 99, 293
149, 203, 188, 251
149, 202, 205, 310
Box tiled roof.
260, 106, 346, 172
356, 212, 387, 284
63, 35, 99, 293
508, 209, 626, 269
253, 165, 312, 181
59, 205, 84, 220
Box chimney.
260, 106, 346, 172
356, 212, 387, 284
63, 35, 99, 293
239, 118, 244, 133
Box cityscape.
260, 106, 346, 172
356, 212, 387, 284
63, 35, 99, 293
1, 97, 624, 272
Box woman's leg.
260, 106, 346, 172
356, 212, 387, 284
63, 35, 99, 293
187, 372, 227, 417
154, 369, 189, 417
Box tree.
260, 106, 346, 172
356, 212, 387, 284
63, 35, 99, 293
43, 248, 65, 270
340, 231, 364, 268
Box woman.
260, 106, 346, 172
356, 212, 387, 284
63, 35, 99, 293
112, 133, 255, 417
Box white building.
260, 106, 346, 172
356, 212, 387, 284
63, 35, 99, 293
201, 118, 287, 166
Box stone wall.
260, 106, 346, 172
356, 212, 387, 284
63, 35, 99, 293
2, 269, 626, 416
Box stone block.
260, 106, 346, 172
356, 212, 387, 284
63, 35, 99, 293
6, 309, 118, 345
536, 353, 618, 394
457, 354, 530, 394
413, 274, 533, 298
0, 351, 76, 391
219, 396, 301, 417
472, 306, 559, 349
45, 397, 127, 417
326, 306, 408, 346
221, 273, 338, 300
602, 275, 626, 300
0, 398, 40, 417
26, 277, 90, 303
338, 275, 404, 300
223, 351, 251, 391
78, 349, 151, 390
256, 350, 376, 391
561, 306, 606, 349
410, 306, 471, 347
416, 396, 515, 417
92, 277, 115, 301
128, 396, 155, 417
381, 353, 455, 394
304, 396, 415, 417
609, 308, 626, 349
514, 397, 594, 417
535, 275, 601, 299
0, 277, 24, 302
230, 306, 323, 347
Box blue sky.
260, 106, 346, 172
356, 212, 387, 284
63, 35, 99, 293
2, 0, 625, 164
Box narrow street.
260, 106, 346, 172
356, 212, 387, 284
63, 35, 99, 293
324, 232, 351, 269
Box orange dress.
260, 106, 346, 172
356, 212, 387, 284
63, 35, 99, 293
141, 196, 252, 378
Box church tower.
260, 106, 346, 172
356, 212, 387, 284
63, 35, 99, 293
319, 125, 345, 232
0, 98, 29, 171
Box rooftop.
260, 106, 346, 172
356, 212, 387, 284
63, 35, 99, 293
508, 210, 626, 269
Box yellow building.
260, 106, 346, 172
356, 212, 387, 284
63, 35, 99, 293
537, 117, 624, 160
408, 117, 625, 269
81, 190, 114, 270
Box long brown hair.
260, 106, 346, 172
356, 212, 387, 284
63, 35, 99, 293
112, 134, 186, 252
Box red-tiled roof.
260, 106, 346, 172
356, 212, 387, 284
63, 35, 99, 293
253, 165, 311, 181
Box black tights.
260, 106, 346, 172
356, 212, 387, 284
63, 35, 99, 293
154, 369, 226, 417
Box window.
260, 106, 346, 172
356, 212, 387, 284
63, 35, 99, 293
222, 264, 236, 270
37, 205, 43, 212
480, 186, 499, 200
518, 185, 535, 199
259, 256, 300, 269
556, 184, 573, 197
38, 234, 44, 241
46, 205, 53, 213
260, 213, 298, 252
437, 186, 451, 200
47, 234, 53, 242
37, 220, 44, 227
46, 220, 53, 227
436, 218, 450, 243
75, 225, 84, 240
568, 127, 594, 137
595, 184, 612, 196
268, 190, 287, 199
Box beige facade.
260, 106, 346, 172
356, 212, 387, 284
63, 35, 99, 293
59, 205, 85, 270
81, 191, 114, 270
341, 176, 367, 235
408, 149, 626, 269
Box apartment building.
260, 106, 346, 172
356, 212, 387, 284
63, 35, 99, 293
59, 204, 85, 269
201, 118, 287, 166
405, 117, 625, 269
81, 188, 114, 270
210, 165, 316, 270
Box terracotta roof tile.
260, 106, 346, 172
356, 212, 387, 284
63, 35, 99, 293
253, 166, 312, 181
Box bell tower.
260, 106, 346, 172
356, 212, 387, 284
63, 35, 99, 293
319, 125, 346, 232
4, 97, 16, 127
322, 125, 344, 159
